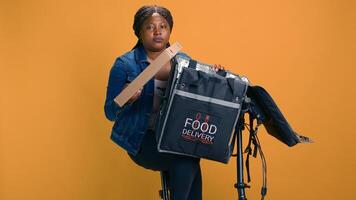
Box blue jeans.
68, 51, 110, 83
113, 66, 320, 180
128, 130, 202, 200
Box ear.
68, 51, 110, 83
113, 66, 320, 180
138, 30, 144, 41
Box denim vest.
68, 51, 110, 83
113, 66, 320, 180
104, 45, 190, 155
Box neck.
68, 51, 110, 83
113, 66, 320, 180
146, 50, 164, 60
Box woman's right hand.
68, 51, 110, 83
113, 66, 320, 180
123, 83, 143, 104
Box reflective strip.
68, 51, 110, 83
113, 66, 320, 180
175, 90, 240, 109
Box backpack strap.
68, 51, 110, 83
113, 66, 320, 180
244, 111, 268, 200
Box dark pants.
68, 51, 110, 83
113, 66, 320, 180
128, 130, 202, 200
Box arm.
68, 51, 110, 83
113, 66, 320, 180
104, 58, 129, 121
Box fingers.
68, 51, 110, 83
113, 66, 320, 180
123, 83, 142, 104
212, 64, 225, 72
127, 87, 143, 104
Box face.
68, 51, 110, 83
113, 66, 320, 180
140, 13, 171, 53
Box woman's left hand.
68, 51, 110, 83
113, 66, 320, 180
212, 64, 225, 72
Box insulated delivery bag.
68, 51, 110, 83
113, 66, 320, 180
155, 56, 249, 163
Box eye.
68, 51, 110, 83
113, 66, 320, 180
160, 24, 168, 29
145, 24, 155, 31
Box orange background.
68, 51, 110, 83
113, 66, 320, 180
1, 0, 355, 199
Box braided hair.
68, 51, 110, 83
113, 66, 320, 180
132, 5, 173, 49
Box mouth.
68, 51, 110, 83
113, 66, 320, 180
153, 37, 164, 43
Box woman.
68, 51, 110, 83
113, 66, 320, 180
104, 5, 223, 200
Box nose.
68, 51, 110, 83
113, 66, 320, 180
153, 26, 162, 35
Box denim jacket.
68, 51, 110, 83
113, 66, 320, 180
104, 45, 190, 155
